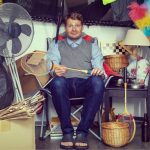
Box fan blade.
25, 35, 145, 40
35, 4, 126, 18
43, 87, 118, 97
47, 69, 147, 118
21, 24, 31, 36
0, 18, 5, 31
12, 38, 22, 54
0, 43, 6, 56
9, 14, 16, 24
0, 43, 6, 49
8, 7, 19, 24
0, 30, 9, 47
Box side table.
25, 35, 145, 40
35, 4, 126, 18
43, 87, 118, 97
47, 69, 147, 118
104, 83, 150, 123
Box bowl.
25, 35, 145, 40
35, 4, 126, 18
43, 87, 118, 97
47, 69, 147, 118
130, 83, 145, 89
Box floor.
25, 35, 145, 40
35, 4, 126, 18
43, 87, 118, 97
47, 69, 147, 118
35, 123, 150, 150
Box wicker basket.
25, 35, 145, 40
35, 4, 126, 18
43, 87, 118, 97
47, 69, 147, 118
102, 122, 130, 147
104, 55, 129, 73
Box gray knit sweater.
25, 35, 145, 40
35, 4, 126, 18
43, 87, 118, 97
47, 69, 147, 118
58, 38, 93, 79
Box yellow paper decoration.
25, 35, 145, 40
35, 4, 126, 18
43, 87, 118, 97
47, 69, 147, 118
135, 14, 150, 29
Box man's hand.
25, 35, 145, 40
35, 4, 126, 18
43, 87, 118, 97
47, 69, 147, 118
91, 68, 103, 76
54, 65, 67, 76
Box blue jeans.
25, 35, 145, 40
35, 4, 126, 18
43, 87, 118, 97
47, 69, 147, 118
49, 76, 105, 136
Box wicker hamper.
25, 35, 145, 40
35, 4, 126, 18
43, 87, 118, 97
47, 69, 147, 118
102, 122, 130, 147
104, 55, 129, 73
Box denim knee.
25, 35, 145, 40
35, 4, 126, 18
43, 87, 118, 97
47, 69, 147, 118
49, 77, 67, 92
88, 76, 105, 94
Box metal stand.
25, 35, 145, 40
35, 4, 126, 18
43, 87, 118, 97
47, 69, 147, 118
4, 48, 24, 102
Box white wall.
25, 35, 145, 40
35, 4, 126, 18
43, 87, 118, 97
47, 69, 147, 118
20, 21, 129, 56
22, 21, 145, 120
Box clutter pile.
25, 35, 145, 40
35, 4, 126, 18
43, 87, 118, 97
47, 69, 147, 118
0, 94, 45, 120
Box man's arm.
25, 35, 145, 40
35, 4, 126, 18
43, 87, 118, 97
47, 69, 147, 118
91, 39, 105, 76
47, 40, 61, 65
47, 40, 67, 76
46, 40, 60, 76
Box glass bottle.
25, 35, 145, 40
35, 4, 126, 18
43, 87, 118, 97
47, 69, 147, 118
141, 113, 150, 142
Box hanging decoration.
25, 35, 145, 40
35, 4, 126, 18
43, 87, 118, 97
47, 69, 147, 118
128, 1, 150, 41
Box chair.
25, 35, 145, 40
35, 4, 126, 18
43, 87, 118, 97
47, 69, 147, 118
38, 76, 113, 141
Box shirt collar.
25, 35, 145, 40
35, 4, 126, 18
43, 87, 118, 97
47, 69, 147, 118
67, 37, 82, 48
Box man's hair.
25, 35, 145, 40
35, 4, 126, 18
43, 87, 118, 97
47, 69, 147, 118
64, 12, 83, 26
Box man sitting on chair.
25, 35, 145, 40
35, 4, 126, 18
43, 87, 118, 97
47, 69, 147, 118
47, 12, 105, 149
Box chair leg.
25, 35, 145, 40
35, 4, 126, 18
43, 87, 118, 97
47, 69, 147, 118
39, 102, 46, 140
39, 92, 51, 140
39, 99, 47, 140
39, 90, 62, 140
97, 109, 102, 140
98, 103, 104, 138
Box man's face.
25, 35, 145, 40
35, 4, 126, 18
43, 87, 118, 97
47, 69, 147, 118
65, 18, 83, 41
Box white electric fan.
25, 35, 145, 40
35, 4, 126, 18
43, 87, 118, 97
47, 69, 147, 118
0, 3, 34, 101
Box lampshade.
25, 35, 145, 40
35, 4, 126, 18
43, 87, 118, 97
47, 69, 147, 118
124, 29, 150, 46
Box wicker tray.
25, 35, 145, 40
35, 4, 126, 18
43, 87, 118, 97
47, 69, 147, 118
102, 122, 130, 147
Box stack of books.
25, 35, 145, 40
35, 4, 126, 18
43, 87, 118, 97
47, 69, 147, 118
49, 117, 79, 139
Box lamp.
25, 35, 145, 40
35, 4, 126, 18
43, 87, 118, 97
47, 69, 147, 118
124, 29, 150, 46
123, 29, 150, 86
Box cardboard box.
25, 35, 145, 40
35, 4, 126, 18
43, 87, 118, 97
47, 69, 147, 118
0, 117, 35, 150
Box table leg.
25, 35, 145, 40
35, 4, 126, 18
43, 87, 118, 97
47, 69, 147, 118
147, 97, 150, 124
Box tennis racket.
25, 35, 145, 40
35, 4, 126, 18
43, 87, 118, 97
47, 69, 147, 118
21, 51, 92, 77
117, 67, 136, 142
